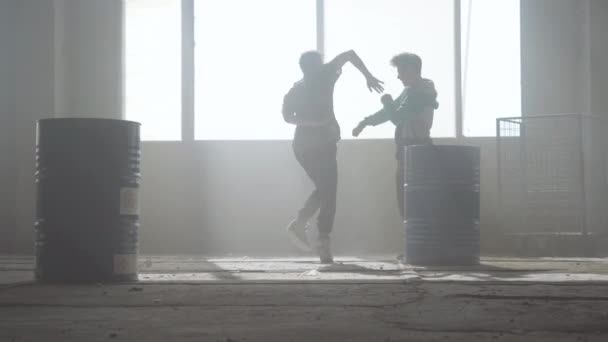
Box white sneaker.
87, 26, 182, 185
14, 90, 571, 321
305, 225, 318, 252
286, 219, 312, 252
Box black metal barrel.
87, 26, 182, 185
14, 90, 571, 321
404, 145, 480, 265
35, 118, 141, 282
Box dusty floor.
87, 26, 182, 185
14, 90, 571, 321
1, 255, 608, 341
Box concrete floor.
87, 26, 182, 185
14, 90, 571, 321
2, 256, 608, 341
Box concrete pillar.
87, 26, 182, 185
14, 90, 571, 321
0, 0, 17, 253
521, 0, 589, 116
588, 0, 608, 235
590, 0, 608, 117
14, 0, 57, 253
13, 0, 125, 252
54, 0, 123, 119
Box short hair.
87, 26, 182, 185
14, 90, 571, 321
390, 53, 422, 75
299, 50, 323, 74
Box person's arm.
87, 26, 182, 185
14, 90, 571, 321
390, 86, 439, 125
352, 95, 394, 137
327, 50, 384, 93
282, 90, 298, 125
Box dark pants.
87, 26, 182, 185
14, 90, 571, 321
294, 143, 338, 238
396, 139, 433, 220
397, 155, 405, 220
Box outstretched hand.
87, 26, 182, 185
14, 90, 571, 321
352, 123, 366, 137
366, 76, 384, 93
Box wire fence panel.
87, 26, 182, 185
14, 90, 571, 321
497, 114, 608, 238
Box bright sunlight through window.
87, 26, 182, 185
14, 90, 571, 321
325, 0, 456, 138
125, 0, 521, 140
125, 0, 181, 141
194, 0, 316, 140
461, 0, 521, 136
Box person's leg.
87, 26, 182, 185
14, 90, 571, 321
291, 143, 337, 262
294, 147, 322, 221
297, 190, 320, 222
315, 144, 338, 239
396, 149, 405, 221
314, 144, 338, 263
287, 147, 322, 252
396, 163, 404, 221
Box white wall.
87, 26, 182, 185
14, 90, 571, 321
3, 0, 607, 255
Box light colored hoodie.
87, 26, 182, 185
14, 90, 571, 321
361, 78, 438, 154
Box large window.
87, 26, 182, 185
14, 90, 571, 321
125, 0, 181, 140
461, 0, 521, 136
194, 0, 316, 140
325, 0, 455, 138
125, 0, 521, 140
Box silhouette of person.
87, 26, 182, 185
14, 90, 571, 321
353, 53, 438, 220
283, 50, 383, 263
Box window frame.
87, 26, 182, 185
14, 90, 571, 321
144, 0, 517, 141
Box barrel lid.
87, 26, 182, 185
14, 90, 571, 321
37, 118, 141, 126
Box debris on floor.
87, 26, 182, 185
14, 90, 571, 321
300, 269, 320, 276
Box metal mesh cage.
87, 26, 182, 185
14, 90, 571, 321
496, 114, 608, 241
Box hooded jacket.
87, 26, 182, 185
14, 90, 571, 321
362, 78, 438, 152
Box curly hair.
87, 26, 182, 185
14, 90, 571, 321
390, 53, 422, 75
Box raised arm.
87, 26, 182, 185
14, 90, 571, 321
327, 50, 384, 93
352, 95, 394, 137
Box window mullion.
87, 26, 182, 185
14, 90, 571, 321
182, 0, 195, 141
317, 0, 325, 55
454, 0, 464, 138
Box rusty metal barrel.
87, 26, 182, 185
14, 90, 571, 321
404, 145, 480, 265
35, 118, 141, 282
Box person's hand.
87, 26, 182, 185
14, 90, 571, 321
352, 122, 366, 137
366, 75, 384, 93
381, 94, 394, 106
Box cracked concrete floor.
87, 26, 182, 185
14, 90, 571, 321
1, 256, 608, 341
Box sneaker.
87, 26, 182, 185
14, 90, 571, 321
305, 224, 318, 252
316, 237, 334, 264
286, 218, 312, 252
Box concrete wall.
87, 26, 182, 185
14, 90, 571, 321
0, 0, 17, 252
3, 0, 607, 255
136, 138, 498, 256
10, 0, 124, 252
521, 0, 591, 116
588, 0, 608, 236
590, 0, 608, 117
53, 0, 123, 118
13, 0, 57, 253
